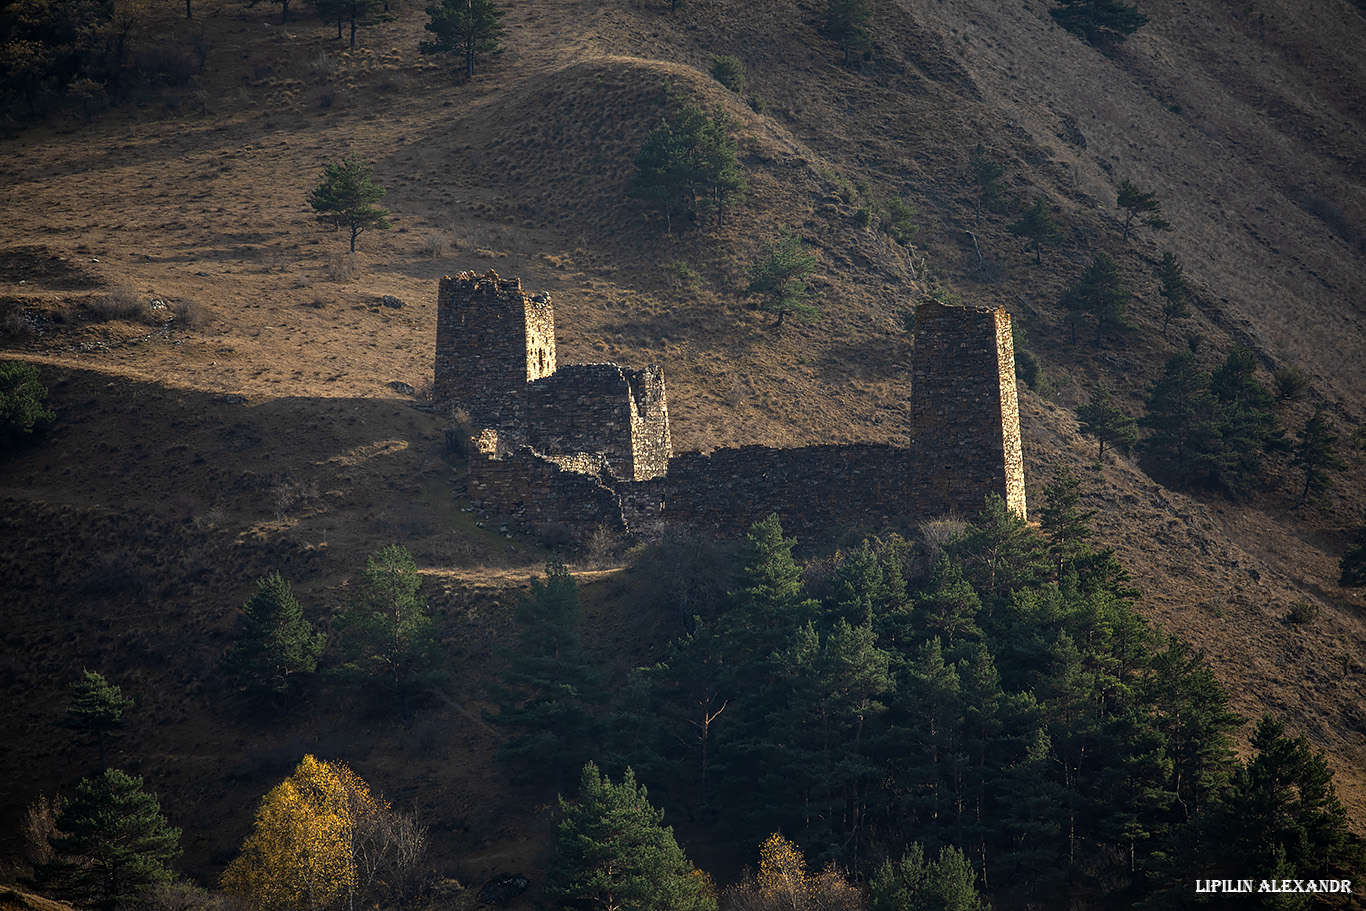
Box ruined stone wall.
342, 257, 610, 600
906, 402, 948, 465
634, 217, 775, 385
434, 271, 555, 427
467, 447, 626, 535
526, 364, 672, 482
909, 301, 1027, 519
662, 444, 916, 540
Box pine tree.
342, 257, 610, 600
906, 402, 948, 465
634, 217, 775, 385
1292, 407, 1342, 508
221, 572, 325, 716
57, 669, 133, 769
0, 360, 56, 452
1340, 522, 1366, 588
723, 514, 818, 658
628, 103, 746, 233
1114, 179, 1170, 241
488, 561, 601, 794
1140, 351, 1219, 488
1207, 344, 1283, 497
1038, 467, 1097, 577
953, 494, 1050, 605
746, 226, 820, 327
544, 763, 715, 911
314, 0, 383, 48
308, 157, 391, 253
871, 843, 988, 911
822, 0, 872, 65
1155, 251, 1191, 338
1050, 0, 1148, 49
30, 769, 181, 911
967, 143, 1006, 222
334, 545, 445, 714
1075, 382, 1137, 458
419, 0, 504, 80
1060, 251, 1130, 345
1008, 195, 1062, 264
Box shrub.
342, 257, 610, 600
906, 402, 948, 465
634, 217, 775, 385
175, 297, 210, 329
90, 286, 146, 322
1274, 365, 1311, 401
710, 54, 745, 93
1284, 601, 1319, 625
1, 360, 56, 451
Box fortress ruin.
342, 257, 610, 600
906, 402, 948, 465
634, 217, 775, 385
435, 270, 1026, 541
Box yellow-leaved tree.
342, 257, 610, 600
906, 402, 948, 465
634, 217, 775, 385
722, 834, 860, 911
221, 755, 429, 911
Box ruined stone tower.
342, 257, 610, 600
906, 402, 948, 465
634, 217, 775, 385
434, 271, 672, 482
434, 271, 556, 428
909, 300, 1027, 520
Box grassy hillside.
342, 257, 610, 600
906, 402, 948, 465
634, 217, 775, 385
2, 0, 1365, 896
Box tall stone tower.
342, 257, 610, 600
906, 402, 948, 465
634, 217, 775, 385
909, 300, 1027, 520
433, 271, 556, 427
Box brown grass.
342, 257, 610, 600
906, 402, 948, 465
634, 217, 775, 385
0, 0, 1364, 890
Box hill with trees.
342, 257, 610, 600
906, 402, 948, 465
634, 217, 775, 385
1, 0, 1365, 907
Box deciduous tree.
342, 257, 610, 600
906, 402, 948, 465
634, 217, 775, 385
308, 157, 391, 253
30, 769, 181, 911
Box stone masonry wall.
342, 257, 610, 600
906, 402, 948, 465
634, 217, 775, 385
440, 275, 1026, 543
434, 271, 555, 428
909, 301, 1027, 519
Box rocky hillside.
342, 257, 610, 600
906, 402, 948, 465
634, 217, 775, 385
1, 0, 1364, 890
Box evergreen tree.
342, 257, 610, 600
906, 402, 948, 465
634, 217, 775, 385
1060, 251, 1130, 345
30, 769, 181, 911
308, 157, 391, 253
967, 144, 1006, 222
488, 561, 601, 794
1155, 251, 1191, 338
822, 0, 872, 65
724, 514, 818, 658
1049, 0, 1148, 49
315, 0, 383, 47
1210, 716, 1358, 881
628, 103, 746, 232
746, 226, 820, 327
334, 545, 445, 715
419, 0, 504, 80
1075, 382, 1137, 459
1, 360, 56, 452
221, 572, 325, 716
952, 495, 1050, 606
870, 843, 988, 911
1038, 468, 1097, 577
544, 763, 715, 911
1140, 350, 1219, 489
57, 669, 133, 769
1114, 179, 1170, 241
1340, 522, 1366, 588
1292, 407, 1342, 508
1008, 195, 1061, 264
1207, 344, 1283, 497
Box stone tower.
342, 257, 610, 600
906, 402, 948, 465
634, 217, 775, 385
433, 271, 556, 426
909, 300, 1027, 520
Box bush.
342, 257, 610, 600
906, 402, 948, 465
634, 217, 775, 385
710, 54, 745, 93
90, 286, 146, 322
1284, 601, 1319, 625
1274, 365, 1311, 401
1, 360, 56, 452
175, 297, 209, 329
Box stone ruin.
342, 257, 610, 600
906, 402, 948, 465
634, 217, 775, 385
434, 270, 1026, 542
